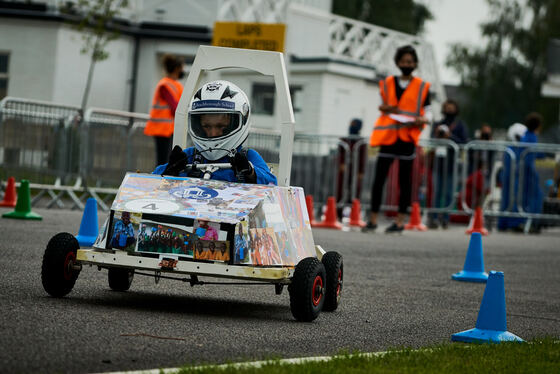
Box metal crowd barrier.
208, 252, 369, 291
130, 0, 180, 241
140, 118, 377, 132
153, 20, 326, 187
82, 107, 153, 187
2, 96, 559, 224
247, 130, 352, 204
0, 97, 81, 184
360, 138, 560, 231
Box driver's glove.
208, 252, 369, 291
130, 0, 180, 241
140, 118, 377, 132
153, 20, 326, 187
162, 145, 188, 176
230, 151, 256, 183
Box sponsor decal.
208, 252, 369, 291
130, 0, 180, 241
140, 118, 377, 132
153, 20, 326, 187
159, 258, 178, 269
206, 82, 222, 91
169, 186, 219, 200
192, 100, 235, 110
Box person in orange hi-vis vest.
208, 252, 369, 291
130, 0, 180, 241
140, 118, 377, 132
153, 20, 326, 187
144, 54, 185, 166
363, 45, 433, 234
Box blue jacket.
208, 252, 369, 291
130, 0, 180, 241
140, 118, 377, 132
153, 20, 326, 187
153, 147, 278, 185
498, 130, 543, 229
519, 131, 543, 215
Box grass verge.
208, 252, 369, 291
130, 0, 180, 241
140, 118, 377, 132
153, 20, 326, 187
178, 337, 559, 374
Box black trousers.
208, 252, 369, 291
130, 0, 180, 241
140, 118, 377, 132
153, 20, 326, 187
370, 155, 413, 214
154, 136, 172, 166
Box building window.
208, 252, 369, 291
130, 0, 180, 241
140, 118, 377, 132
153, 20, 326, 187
251, 83, 303, 115
0, 53, 9, 100
252, 83, 275, 115
290, 85, 303, 113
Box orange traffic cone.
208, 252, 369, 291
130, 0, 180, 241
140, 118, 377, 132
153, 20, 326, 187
349, 198, 366, 227
466, 206, 488, 235
0, 177, 17, 208
405, 202, 427, 231
315, 196, 343, 230
305, 195, 319, 227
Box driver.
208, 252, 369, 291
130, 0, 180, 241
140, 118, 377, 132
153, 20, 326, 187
153, 80, 277, 185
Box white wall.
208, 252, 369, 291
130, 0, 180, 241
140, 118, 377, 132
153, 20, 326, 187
318, 71, 380, 137
51, 26, 134, 110
0, 19, 58, 101
287, 72, 323, 133
286, 4, 330, 59
133, 0, 219, 27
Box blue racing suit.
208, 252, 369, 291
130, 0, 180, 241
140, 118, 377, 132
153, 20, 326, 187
153, 147, 277, 185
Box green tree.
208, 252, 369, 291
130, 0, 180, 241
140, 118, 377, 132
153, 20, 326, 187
332, 0, 433, 35
447, 0, 560, 131
60, 0, 128, 112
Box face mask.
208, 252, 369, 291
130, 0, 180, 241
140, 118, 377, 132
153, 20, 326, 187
178, 71, 186, 79
443, 112, 456, 124
399, 67, 414, 76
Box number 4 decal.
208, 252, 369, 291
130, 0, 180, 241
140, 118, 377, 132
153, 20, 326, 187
123, 199, 180, 214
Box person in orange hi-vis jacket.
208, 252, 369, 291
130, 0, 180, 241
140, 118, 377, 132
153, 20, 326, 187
144, 54, 185, 166
363, 45, 432, 234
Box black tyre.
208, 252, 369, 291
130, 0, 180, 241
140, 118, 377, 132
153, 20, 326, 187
108, 267, 134, 291
41, 232, 80, 297
289, 257, 326, 322
321, 251, 343, 312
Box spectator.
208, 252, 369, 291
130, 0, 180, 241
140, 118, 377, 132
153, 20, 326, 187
154, 80, 277, 185
497, 123, 527, 231
498, 113, 545, 233
464, 124, 495, 209
336, 118, 367, 206
363, 45, 432, 233
427, 100, 469, 229
144, 54, 185, 166
432, 99, 469, 144
519, 112, 545, 232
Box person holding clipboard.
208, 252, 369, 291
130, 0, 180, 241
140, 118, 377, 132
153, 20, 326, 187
364, 45, 432, 233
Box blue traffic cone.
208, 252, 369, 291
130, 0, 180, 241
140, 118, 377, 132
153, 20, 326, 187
452, 271, 524, 343
452, 232, 488, 283
76, 198, 99, 247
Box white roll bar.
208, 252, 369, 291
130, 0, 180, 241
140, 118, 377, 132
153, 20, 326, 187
173, 46, 295, 187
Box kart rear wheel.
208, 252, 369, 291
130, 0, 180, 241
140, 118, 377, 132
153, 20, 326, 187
108, 268, 134, 291
41, 232, 80, 297
289, 257, 326, 322
321, 251, 343, 312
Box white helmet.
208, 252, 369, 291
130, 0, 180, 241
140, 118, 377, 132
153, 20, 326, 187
188, 80, 251, 160
507, 123, 527, 142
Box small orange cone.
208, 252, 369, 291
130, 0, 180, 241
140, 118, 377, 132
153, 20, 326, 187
405, 202, 427, 231
315, 196, 343, 230
466, 206, 488, 235
0, 177, 17, 208
305, 195, 319, 227
349, 198, 366, 227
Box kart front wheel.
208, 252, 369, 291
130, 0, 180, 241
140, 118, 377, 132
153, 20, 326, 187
321, 251, 343, 312
108, 268, 134, 291
41, 232, 81, 297
289, 257, 326, 322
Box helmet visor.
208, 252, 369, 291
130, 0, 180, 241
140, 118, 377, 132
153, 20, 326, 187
189, 112, 242, 139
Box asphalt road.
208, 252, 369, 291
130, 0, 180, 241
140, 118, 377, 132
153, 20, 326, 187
0, 207, 559, 374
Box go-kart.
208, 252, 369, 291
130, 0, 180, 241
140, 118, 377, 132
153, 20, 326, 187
41, 46, 343, 322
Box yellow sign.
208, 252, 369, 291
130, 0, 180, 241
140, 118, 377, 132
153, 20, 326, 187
212, 22, 285, 53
